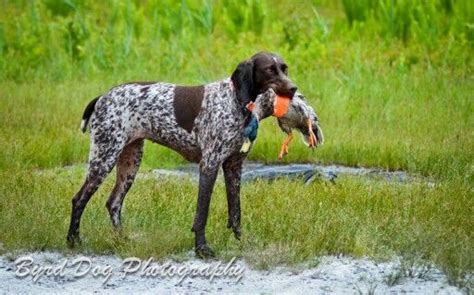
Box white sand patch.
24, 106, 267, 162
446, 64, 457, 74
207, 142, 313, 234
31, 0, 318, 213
0, 252, 465, 294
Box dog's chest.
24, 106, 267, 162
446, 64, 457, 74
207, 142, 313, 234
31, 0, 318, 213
195, 83, 244, 149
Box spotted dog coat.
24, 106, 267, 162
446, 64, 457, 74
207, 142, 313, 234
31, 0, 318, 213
67, 52, 297, 258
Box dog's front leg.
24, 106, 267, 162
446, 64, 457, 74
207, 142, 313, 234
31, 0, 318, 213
223, 155, 244, 240
192, 166, 219, 258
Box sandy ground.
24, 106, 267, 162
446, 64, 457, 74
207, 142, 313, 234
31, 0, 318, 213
0, 252, 465, 294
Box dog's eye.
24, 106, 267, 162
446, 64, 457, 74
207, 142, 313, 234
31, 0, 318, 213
266, 66, 277, 74
281, 64, 288, 75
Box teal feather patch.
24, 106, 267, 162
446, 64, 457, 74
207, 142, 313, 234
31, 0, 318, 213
240, 113, 258, 153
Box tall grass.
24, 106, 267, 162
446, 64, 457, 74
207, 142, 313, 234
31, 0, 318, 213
341, 0, 473, 45
0, 0, 272, 80
0, 1, 472, 181
0, 0, 472, 80
0, 0, 472, 287
0, 167, 472, 286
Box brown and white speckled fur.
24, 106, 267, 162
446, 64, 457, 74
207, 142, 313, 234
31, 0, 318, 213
67, 52, 296, 258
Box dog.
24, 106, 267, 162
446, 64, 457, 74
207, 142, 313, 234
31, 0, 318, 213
67, 52, 297, 258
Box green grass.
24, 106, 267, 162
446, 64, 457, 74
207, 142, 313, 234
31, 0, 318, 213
1, 45, 472, 179
0, 167, 471, 285
0, 0, 473, 288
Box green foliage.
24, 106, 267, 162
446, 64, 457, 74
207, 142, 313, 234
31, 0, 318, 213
0, 0, 472, 286
1, 0, 472, 80
0, 0, 472, 181
340, 0, 474, 45
0, 168, 472, 285
0, 0, 271, 80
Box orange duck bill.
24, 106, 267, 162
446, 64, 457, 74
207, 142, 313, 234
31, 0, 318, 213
273, 95, 291, 118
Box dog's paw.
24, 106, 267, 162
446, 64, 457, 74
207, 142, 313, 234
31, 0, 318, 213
233, 230, 241, 241
227, 220, 241, 240
233, 227, 241, 240
66, 234, 82, 248
195, 244, 215, 259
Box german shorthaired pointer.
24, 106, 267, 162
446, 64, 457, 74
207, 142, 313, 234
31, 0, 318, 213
67, 52, 297, 258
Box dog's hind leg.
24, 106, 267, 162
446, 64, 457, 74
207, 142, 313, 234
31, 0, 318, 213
106, 139, 144, 230
67, 137, 125, 247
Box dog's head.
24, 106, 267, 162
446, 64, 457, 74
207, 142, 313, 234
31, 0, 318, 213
231, 52, 297, 107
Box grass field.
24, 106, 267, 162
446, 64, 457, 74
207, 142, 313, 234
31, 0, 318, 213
0, 0, 473, 288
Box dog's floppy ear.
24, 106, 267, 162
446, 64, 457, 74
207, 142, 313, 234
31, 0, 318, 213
231, 59, 255, 106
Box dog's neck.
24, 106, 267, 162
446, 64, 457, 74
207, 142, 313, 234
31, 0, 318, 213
226, 78, 275, 122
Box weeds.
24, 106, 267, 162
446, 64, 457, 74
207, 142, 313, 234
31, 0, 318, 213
0, 0, 472, 287
384, 256, 432, 286
0, 168, 471, 284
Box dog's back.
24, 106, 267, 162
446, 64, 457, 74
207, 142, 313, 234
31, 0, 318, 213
83, 79, 250, 164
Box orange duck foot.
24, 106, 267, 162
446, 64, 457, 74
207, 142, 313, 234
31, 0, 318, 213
278, 132, 293, 160
307, 119, 317, 148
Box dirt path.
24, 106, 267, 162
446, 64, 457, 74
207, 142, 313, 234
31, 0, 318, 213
0, 252, 463, 293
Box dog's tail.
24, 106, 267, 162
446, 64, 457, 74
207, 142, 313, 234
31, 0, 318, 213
80, 96, 100, 133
